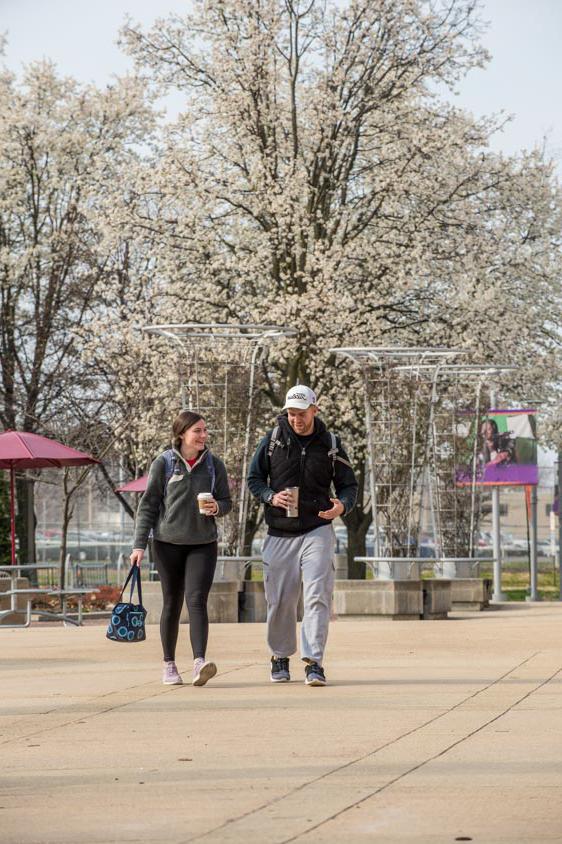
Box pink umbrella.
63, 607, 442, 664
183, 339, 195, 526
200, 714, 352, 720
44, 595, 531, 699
115, 475, 148, 493
0, 430, 99, 565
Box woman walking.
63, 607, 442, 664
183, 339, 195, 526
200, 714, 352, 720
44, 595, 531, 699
130, 411, 232, 686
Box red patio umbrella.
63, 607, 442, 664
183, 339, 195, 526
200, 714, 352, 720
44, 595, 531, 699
115, 475, 148, 493
0, 430, 99, 565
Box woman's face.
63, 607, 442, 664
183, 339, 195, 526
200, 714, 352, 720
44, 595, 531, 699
179, 419, 208, 451
481, 421, 494, 440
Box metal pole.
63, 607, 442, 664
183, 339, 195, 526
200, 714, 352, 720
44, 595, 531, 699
527, 484, 539, 601
26, 478, 35, 566
490, 391, 506, 601
558, 450, 562, 601
9, 465, 16, 565
362, 367, 380, 556
65, 553, 72, 588
237, 340, 266, 557
468, 379, 483, 558
425, 366, 442, 560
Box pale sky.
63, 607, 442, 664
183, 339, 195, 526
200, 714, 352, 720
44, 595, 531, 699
1, 0, 561, 169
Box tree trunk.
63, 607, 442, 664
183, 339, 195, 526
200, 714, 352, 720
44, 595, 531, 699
98, 461, 134, 519
15, 477, 27, 564
242, 498, 263, 578
344, 505, 371, 579
342, 458, 372, 579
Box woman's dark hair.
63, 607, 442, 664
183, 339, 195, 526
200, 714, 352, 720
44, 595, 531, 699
172, 410, 205, 449
482, 418, 499, 435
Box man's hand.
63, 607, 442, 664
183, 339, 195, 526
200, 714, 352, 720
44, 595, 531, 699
271, 490, 291, 509
318, 498, 344, 520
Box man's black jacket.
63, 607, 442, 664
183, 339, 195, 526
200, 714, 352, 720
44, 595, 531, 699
247, 414, 358, 537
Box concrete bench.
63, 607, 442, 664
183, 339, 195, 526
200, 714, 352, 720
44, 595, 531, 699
421, 579, 451, 619
449, 578, 492, 610
333, 579, 423, 620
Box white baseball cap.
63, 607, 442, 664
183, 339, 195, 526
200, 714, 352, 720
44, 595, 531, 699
283, 385, 317, 410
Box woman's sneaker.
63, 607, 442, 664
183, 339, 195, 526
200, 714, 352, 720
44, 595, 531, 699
270, 656, 290, 682
162, 661, 183, 685
192, 658, 217, 686
305, 663, 326, 686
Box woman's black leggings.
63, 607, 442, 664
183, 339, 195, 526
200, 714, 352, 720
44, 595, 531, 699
152, 539, 217, 662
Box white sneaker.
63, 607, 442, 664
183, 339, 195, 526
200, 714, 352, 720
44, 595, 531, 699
163, 661, 183, 685
192, 658, 217, 686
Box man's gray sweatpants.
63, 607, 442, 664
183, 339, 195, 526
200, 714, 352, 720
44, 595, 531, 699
262, 525, 336, 665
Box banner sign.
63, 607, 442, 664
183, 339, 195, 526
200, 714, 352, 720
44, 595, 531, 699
456, 409, 538, 487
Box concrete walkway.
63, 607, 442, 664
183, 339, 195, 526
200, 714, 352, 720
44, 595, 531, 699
1, 603, 562, 844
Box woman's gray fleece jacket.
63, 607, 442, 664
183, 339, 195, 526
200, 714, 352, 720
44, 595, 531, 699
133, 448, 232, 549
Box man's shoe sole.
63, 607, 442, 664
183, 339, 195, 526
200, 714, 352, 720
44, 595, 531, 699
193, 661, 217, 686
270, 675, 290, 683
305, 676, 327, 686
163, 677, 183, 685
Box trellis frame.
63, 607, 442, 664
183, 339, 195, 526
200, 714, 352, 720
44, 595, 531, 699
331, 348, 518, 563
330, 347, 466, 558
143, 323, 296, 557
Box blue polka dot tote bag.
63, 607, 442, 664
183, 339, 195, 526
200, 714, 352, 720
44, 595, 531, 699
106, 564, 147, 643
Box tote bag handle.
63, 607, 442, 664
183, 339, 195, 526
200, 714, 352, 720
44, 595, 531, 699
119, 564, 144, 606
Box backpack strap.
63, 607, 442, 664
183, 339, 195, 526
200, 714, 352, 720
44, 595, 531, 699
267, 425, 281, 459
163, 448, 216, 495
327, 432, 338, 473
162, 448, 178, 492
332, 432, 353, 471
268, 426, 347, 478
327, 432, 353, 474
205, 451, 216, 495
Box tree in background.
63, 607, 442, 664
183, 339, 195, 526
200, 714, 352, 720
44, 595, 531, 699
120, 0, 561, 572
0, 57, 154, 560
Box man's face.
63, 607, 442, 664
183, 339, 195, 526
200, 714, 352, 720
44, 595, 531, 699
287, 405, 317, 436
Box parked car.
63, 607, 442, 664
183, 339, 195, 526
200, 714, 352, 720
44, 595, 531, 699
501, 533, 527, 554
478, 531, 493, 549
537, 538, 559, 557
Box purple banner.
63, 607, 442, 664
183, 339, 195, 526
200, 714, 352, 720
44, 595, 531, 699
456, 464, 538, 486
456, 410, 538, 487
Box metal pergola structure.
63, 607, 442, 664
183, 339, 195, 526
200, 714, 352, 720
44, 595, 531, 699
142, 323, 296, 560
331, 347, 465, 559
330, 347, 517, 575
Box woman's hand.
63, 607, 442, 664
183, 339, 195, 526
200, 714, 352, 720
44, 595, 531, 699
130, 549, 145, 567
201, 497, 219, 516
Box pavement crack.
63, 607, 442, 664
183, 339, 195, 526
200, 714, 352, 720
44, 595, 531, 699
282, 660, 562, 843
0, 661, 260, 747
181, 651, 540, 843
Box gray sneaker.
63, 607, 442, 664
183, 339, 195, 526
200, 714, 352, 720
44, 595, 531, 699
305, 662, 326, 686
192, 658, 217, 686
163, 661, 183, 685
270, 656, 290, 683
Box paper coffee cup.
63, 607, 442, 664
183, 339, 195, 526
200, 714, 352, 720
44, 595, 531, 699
197, 492, 214, 515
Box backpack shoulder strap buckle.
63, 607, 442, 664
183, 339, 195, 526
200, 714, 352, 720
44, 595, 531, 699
268, 425, 283, 458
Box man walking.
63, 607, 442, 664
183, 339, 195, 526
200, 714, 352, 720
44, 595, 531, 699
247, 385, 358, 686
